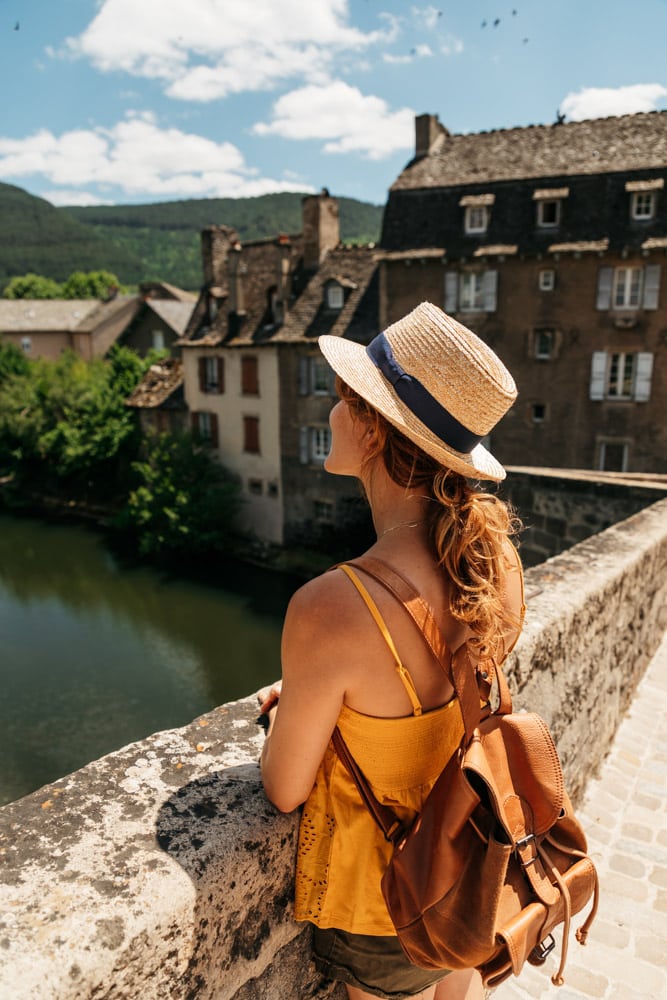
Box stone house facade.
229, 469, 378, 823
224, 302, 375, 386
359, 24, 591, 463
177, 192, 378, 546
379, 111, 667, 473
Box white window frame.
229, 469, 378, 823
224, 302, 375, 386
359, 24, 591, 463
539, 269, 555, 291
460, 272, 485, 311
21, 336, 31, 353
537, 200, 561, 228
326, 284, 344, 310
152, 329, 165, 351
631, 191, 656, 220
534, 329, 555, 360
464, 205, 489, 234
198, 411, 213, 441
204, 356, 220, 392
311, 427, 331, 463
607, 352, 636, 399
613, 267, 643, 309
598, 440, 629, 472
311, 357, 333, 396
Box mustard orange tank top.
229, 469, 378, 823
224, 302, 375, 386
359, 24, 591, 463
294, 564, 465, 936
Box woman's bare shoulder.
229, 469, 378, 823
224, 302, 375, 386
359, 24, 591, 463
283, 567, 368, 648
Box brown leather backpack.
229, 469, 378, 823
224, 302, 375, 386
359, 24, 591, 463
332, 557, 599, 988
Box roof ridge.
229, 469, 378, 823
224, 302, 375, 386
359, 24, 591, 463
446, 108, 667, 141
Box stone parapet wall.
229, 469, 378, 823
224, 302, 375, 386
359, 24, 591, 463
1, 499, 667, 1000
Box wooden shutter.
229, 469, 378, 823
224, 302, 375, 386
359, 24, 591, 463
634, 352, 654, 401
243, 415, 260, 453
198, 358, 206, 392
242, 356, 259, 395
483, 270, 498, 312
589, 351, 608, 400
596, 267, 613, 310
444, 272, 458, 312
299, 426, 309, 464
191, 411, 200, 433
643, 265, 661, 310
216, 357, 225, 393
298, 356, 309, 395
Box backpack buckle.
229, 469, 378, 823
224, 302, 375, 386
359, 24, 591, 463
514, 833, 537, 867
529, 934, 556, 964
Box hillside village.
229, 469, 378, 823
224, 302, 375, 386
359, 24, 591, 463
2, 109, 667, 549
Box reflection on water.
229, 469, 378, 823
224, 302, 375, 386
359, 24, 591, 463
0, 514, 298, 805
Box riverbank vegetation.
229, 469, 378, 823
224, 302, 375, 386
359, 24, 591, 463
0, 341, 240, 562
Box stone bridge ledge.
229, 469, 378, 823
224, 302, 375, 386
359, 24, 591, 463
1, 498, 667, 1000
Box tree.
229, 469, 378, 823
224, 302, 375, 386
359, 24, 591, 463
120, 432, 241, 559
0, 340, 30, 382
61, 270, 124, 299
3, 273, 61, 299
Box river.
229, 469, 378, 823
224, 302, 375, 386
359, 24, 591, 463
0, 514, 299, 806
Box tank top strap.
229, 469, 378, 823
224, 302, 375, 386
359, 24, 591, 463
339, 564, 423, 716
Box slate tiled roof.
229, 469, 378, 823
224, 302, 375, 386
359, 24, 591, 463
0, 300, 101, 332
73, 296, 141, 333
392, 111, 667, 190
125, 359, 184, 409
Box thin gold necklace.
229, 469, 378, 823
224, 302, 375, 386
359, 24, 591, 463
379, 519, 423, 537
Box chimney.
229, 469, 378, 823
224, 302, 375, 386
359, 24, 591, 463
201, 225, 237, 288
274, 235, 292, 322
415, 114, 445, 158
227, 242, 245, 314
302, 189, 340, 272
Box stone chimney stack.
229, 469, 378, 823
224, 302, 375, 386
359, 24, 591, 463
201, 225, 237, 289
415, 114, 446, 158
227, 242, 246, 314
302, 189, 340, 272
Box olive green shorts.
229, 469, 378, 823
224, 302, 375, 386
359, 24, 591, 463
312, 925, 451, 999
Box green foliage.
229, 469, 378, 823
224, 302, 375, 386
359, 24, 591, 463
119, 432, 241, 558
61, 270, 124, 299
0, 341, 30, 382
3, 273, 62, 299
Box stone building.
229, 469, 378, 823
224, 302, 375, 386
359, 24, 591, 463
379, 111, 667, 473
176, 192, 378, 546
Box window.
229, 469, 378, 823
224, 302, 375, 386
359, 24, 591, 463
20, 336, 31, 353
198, 356, 224, 393
534, 329, 555, 360
613, 267, 643, 309
243, 415, 260, 453
299, 426, 332, 464
445, 270, 497, 313
464, 205, 489, 234
539, 269, 555, 291
532, 403, 546, 423
537, 200, 561, 228
598, 440, 629, 472
267, 481, 279, 499
298, 356, 336, 396
241, 356, 259, 395
247, 478, 263, 495
326, 284, 345, 310
589, 351, 654, 401
631, 192, 656, 220
597, 265, 660, 311
192, 411, 219, 447
152, 329, 165, 351
314, 499, 335, 523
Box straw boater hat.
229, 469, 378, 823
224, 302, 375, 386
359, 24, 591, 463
319, 301, 517, 482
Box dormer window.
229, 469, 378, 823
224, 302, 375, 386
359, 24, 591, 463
326, 283, 344, 310
626, 178, 662, 221
533, 187, 568, 229
460, 193, 494, 235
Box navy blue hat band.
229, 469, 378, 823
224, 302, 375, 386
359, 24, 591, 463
366, 332, 483, 454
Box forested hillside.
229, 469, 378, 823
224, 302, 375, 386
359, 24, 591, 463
0, 184, 143, 287
0, 185, 383, 292
66, 193, 384, 290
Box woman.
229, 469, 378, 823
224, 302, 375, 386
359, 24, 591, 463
258, 302, 525, 1000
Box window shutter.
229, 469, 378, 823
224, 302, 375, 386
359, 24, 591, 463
444, 272, 458, 312
198, 358, 206, 392
643, 265, 661, 310
634, 352, 654, 401
191, 412, 199, 434
209, 413, 219, 448
483, 270, 498, 312
298, 357, 309, 395
217, 358, 225, 393
299, 426, 309, 464
596, 268, 613, 310
589, 351, 608, 400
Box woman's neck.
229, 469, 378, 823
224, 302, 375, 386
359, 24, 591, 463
362, 463, 431, 542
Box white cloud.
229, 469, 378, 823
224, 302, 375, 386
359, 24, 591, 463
253, 81, 414, 160
63, 0, 392, 101
411, 5, 442, 31
441, 36, 464, 56
560, 84, 667, 121
44, 191, 115, 207
0, 114, 314, 200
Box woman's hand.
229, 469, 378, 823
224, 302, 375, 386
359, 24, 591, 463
257, 680, 282, 715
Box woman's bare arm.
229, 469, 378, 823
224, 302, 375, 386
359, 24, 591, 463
260, 573, 354, 813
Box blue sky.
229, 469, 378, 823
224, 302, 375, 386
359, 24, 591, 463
1, 0, 666, 208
